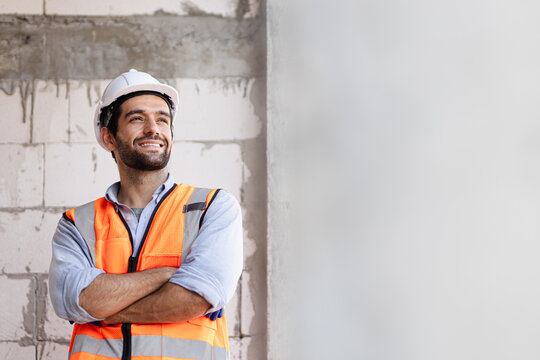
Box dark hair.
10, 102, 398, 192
100, 91, 174, 136
103, 104, 121, 137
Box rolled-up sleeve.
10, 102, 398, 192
169, 190, 243, 312
48, 217, 105, 323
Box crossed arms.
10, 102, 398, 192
49, 190, 243, 326
79, 267, 210, 324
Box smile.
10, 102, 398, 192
138, 143, 163, 148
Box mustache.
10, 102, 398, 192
133, 135, 168, 145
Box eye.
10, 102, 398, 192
158, 117, 169, 124
129, 116, 143, 122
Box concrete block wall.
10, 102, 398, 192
0, 1, 266, 359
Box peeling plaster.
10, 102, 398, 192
236, 0, 252, 19
35, 275, 48, 342
0, 79, 17, 96
22, 277, 35, 342
91, 147, 98, 173
238, 98, 267, 359
0, 80, 38, 125
0, 14, 263, 80
181, 1, 210, 17
86, 82, 102, 107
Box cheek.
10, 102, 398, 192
162, 127, 173, 142
116, 130, 138, 147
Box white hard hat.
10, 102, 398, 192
94, 69, 179, 150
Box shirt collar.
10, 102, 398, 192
105, 173, 175, 208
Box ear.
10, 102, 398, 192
101, 127, 117, 152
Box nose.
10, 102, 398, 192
143, 117, 160, 135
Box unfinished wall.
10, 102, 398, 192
0, 1, 266, 359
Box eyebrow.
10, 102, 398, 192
125, 109, 171, 118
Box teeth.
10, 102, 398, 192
140, 143, 160, 147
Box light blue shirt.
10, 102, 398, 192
49, 174, 243, 323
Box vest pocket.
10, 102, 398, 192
187, 316, 218, 331
185, 316, 219, 348
140, 253, 181, 270
99, 237, 132, 274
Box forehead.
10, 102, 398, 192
119, 94, 170, 115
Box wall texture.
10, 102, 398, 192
0, 1, 266, 359
267, 1, 540, 359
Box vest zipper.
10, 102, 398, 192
127, 257, 137, 273
116, 211, 136, 360
121, 323, 132, 360
115, 184, 178, 360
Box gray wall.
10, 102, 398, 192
268, 1, 540, 359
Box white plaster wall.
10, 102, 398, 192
44, 0, 239, 17
0, 0, 255, 17
0, 0, 42, 14
268, 1, 540, 359
0, 0, 261, 17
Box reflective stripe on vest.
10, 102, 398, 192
67, 184, 228, 360
74, 201, 96, 266
182, 187, 218, 264
69, 334, 229, 360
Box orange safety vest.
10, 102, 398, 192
63, 184, 230, 360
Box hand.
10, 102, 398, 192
205, 308, 223, 321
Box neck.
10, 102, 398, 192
116, 166, 169, 208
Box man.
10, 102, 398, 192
49, 69, 243, 360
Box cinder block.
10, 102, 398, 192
43, 279, 73, 342
239, 271, 255, 336
243, 226, 257, 260
0, 342, 35, 359
225, 286, 240, 337
0, 276, 32, 341
239, 216, 265, 337
229, 336, 253, 360
0, 144, 43, 207
44, 143, 119, 207
45, 0, 238, 16
0, 210, 61, 273
0, 0, 42, 14
240, 270, 266, 338
33, 81, 69, 143
229, 337, 242, 360
169, 142, 243, 200
69, 80, 108, 143
224, 217, 259, 339
38, 342, 70, 360
0, 89, 30, 143
175, 78, 262, 141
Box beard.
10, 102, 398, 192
115, 134, 171, 171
